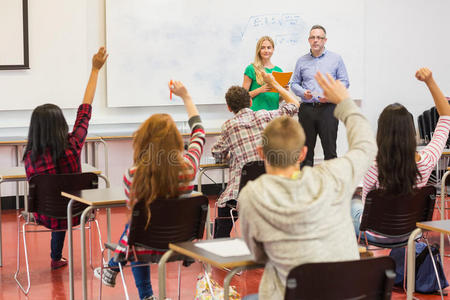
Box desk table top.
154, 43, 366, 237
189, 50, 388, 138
0, 163, 101, 180
417, 220, 450, 235
169, 238, 258, 269
61, 186, 126, 206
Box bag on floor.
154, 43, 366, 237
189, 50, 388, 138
194, 273, 241, 300
389, 242, 449, 293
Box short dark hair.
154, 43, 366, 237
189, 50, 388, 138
225, 86, 251, 113
310, 24, 326, 35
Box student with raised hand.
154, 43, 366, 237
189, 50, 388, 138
23, 47, 107, 270
212, 72, 299, 238
239, 72, 376, 300
351, 68, 450, 244
94, 81, 205, 300
243, 36, 284, 111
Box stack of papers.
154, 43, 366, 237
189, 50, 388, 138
194, 239, 251, 257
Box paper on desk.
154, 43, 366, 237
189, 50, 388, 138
195, 239, 251, 257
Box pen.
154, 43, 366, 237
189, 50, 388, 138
169, 80, 173, 100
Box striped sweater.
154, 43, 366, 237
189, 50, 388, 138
113, 115, 205, 261
363, 116, 450, 203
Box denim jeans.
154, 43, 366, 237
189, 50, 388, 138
50, 231, 66, 261
108, 224, 153, 300
243, 294, 259, 300
351, 198, 409, 244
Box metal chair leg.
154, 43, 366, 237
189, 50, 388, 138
14, 221, 31, 295
230, 207, 238, 236
158, 250, 174, 300
177, 261, 182, 300
118, 263, 130, 300
88, 222, 93, 269
424, 238, 444, 300
94, 219, 106, 265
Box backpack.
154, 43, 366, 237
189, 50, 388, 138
389, 242, 449, 293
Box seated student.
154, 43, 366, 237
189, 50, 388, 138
94, 81, 205, 300
239, 72, 377, 300
211, 72, 300, 238
23, 47, 108, 269
351, 68, 450, 243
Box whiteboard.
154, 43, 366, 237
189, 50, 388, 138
106, 0, 364, 107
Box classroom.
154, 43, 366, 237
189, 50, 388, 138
1, 0, 450, 299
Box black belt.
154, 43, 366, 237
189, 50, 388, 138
302, 102, 331, 107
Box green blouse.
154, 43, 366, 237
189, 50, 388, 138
244, 64, 283, 111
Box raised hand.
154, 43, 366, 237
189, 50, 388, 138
262, 72, 276, 86
92, 47, 108, 70
415, 68, 433, 83
314, 72, 349, 104
169, 80, 189, 99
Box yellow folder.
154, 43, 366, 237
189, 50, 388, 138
269, 71, 292, 93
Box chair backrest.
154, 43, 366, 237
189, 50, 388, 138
422, 109, 432, 142
417, 114, 426, 141
430, 107, 439, 133
127, 195, 208, 250
28, 172, 99, 218
238, 161, 266, 192
284, 257, 396, 300
359, 186, 436, 237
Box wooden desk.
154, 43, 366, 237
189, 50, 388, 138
406, 220, 450, 300
158, 238, 263, 300
0, 163, 102, 267
64, 186, 127, 300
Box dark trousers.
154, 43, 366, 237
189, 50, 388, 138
298, 103, 338, 167
213, 200, 238, 238
50, 231, 66, 261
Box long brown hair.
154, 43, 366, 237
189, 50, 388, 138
376, 103, 421, 195
129, 114, 190, 226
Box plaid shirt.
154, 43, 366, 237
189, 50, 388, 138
24, 104, 92, 229
212, 103, 298, 205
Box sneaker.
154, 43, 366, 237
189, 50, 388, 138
143, 296, 159, 300
51, 257, 68, 270
94, 267, 118, 287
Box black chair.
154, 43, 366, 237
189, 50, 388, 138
98, 194, 208, 300
238, 160, 266, 191
213, 160, 266, 237
15, 172, 100, 295
358, 186, 441, 293
417, 114, 426, 143
284, 257, 396, 300
359, 186, 436, 249
423, 109, 433, 143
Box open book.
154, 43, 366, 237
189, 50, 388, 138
269, 71, 292, 93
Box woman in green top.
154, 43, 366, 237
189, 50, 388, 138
243, 36, 283, 111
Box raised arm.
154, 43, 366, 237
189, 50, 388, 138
416, 68, 450, 116
82, 47, 108, 105
315, 72, 377, 191
169, 81, 199, 118
262, 72, 299, 108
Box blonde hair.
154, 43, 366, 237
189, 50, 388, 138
252, 36, 275, 85
262, 116, 305, 168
